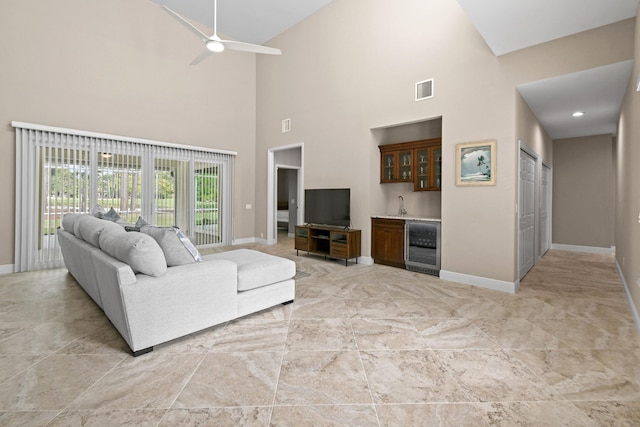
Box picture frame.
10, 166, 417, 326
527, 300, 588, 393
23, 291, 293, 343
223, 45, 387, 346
455, 140, 496, 186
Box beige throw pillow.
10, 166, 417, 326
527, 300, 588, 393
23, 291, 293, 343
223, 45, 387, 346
140, 225, 202, 267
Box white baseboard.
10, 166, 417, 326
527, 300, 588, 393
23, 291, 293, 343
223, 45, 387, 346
233, 237, 259, 245
439, 270, 518, 294
551, 243, 615, 255
358, 256, 374, 266
614, 258, 640, 335
0, 264, 14, 275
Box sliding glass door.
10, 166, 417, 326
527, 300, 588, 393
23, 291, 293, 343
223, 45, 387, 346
14, 122, 234, 272
194, 164, 222, 245
95, 151, 143, 224
40, 146, 91, 267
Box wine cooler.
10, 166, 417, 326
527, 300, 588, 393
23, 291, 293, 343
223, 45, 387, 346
404, 221, 441, 276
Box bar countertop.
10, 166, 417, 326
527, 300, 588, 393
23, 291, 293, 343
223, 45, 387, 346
372, 215, 441, 222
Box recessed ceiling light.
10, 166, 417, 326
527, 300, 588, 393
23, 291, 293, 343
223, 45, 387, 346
572, 111, 585, 117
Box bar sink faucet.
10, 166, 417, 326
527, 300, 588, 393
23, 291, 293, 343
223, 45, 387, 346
398, 195, 407, 217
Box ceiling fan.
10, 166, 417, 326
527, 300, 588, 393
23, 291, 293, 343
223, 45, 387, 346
161, 0, 282, 65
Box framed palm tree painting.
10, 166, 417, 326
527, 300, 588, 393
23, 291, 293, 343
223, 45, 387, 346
455, 140, 496, 186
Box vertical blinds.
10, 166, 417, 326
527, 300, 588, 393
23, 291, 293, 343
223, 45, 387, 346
13, 122, 235, 272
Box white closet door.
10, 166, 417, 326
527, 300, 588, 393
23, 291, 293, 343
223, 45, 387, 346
541, 164, 551, 255
519, 149, 536, 280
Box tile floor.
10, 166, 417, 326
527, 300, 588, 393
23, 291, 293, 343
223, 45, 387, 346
0, 236, 639, 426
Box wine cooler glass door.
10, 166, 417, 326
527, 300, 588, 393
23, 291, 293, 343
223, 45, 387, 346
405, 221, 441, 272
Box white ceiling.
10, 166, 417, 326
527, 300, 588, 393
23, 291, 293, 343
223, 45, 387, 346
151, 0, 333, 45
456, 0, 639, 139
456, 0, 639, 57
152, 0, 638, 139
517, 61, 634, 139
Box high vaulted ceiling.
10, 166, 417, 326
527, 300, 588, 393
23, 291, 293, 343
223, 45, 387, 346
152, 0, 639, 139
457, 0, 639, 57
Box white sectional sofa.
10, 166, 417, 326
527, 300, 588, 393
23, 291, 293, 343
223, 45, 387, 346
57, 213, 296, 356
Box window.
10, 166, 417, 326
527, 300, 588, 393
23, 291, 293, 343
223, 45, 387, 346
96, 151, 143, 224
14, 122, 235, 272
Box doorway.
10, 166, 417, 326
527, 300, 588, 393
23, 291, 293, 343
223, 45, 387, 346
276, 167, 299, 238
267, 144, 304, 244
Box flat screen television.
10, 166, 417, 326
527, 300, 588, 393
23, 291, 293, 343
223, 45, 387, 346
304, 188, 351, 228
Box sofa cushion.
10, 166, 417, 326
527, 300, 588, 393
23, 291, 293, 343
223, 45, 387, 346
140, 225, 202, 266
76, 215, 127, 247
205, 249, 295, 291
99, 230, 167, 277
61, 213, 83, 236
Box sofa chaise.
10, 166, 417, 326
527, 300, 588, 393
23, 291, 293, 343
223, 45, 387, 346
57, 213, 296, 356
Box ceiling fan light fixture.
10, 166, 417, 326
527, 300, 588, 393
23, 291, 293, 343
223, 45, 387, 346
206, 39, 225, 52
161, 4, 281, 63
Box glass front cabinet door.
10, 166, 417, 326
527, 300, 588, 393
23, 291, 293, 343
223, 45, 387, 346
380, 149, 413, 183
415, 148, 429, 191
382, 153, 395, 181
433, 146, 442, 190
398, 150, 412, 182
414, 144, 441, 191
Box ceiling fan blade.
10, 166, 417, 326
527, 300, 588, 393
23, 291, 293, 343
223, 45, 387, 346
221, 40, 282, 55
160, 5, 209, 41
190, 50, 213, 66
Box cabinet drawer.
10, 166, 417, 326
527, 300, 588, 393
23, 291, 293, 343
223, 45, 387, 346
295, 238, 309, 251
330, 242, 349, 258
372, 218, 405, 229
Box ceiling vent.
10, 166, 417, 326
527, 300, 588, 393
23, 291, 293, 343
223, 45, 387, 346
282, 118, 291, 133
415, 79, 434, 101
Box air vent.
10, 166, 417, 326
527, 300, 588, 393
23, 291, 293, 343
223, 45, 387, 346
282, 118, 291, 133
415, 79, 434, 101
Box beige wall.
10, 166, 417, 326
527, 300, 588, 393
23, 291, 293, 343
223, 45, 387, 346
0, 0, 259, 266
616, 7, 640, 316
1, 0, 636, 288
498, 18, 636, 83
255, 0, 633, 284
516, 93, 553, 166
552, 135, 615, 248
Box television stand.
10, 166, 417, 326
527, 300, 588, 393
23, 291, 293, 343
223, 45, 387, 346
295, 225, 361, 266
